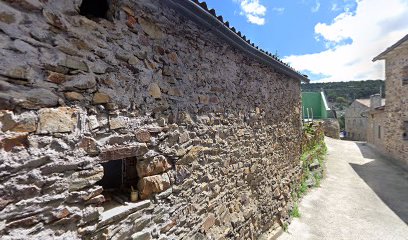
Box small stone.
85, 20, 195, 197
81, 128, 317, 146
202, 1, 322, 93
37, 107, 77, 134
10, 112, 37, 133
155, 46, 165, 55
60, 56, 88, 71
47, 71, 66, 84
162, 66, 172, 76
167, 87, 183, 97
178, 132, 190, 144
209, 96, 219, 104
0, 133, 29, 152
201, 214, 216, 232
138, 173, 170, 199
131, 231, 152, 240
126, 15, 137, 28
177, 146, 208, 165
135, 51, 147, 60
109, 116, 127, 130
149, 83, 161, 99
78, 137, 99, 156
52, 207, 71, 219
135, 130, 151, 143
0, 12, 16, 24
160, 219, 176, 233
139, 18, 164, 39
136, 155, 172, 177
88, 115, 99, 130
198, 95, 209, 104
0, 110, 16, 132
144, 59, 157, 70
168, 52, 178, 63
63, 73, 96, 90
64, 92, 84, 101
5, 67, 29, 80
128, 56, 139, 65
122, 6, 135, 16
93, 92, 111, 104
157, 117, 166, 127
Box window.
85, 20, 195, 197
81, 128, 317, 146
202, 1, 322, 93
403, 121, 408, 140
403, 66, 408, 85
97, 157, 139, 210
378, 125, 381, 139
79, 0, 109, 19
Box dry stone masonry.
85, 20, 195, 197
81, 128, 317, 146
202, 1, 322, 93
0, 0, 305, 239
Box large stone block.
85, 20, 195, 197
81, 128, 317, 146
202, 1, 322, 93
138, 173, 171, 199
136, 155, 172, 177
0, 80, 59, 110
37, 107, 77, 134
99, 143, 148, 161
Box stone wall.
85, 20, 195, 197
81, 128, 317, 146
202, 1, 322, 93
379, 44, 408, 166
0, 0, 302, 239
367, 110, 386, 153
345, 101, 369, 141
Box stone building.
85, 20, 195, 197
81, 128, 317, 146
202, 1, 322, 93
0, 0, 309, 239
345, 98, 384, 141
369, 34, 408, 166
367, 95, 386, 150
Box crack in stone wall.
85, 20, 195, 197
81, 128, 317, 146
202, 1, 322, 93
0, 0, 303, 239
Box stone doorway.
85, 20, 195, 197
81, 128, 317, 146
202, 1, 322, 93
96, 157, 139, 211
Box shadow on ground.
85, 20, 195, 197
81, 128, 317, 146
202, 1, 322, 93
351, 142, 408, 224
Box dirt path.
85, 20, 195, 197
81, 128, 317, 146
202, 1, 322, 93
278, 137, 408, 240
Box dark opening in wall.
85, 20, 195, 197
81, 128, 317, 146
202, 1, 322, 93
403, 66, 408, 85
79, 0, 109, 19
96, 157, 139, 210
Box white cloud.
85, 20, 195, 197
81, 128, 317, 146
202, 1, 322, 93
246, 14, 266, 25
331, 3, 340, 11
311, 0, 321, 13
284, 0, 408, 82
272, 7, 285, 15
235, 0, 267, 25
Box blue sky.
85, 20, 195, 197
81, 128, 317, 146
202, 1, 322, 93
203, 0, 408, 82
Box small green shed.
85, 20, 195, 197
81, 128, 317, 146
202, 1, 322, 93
302, 92, 331, 120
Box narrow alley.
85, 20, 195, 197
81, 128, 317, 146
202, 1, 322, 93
279, 138, 408, 240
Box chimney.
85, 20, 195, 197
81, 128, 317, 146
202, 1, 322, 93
370, 94, 382, 110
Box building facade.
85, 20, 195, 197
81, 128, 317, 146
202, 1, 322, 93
345, 98, 385, 141
369, 34, 408, 166
0, 0, 308, 239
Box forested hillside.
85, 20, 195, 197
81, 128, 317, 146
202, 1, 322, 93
301, 80, 385, 110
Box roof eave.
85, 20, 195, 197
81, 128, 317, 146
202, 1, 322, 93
165, 0, 310, 83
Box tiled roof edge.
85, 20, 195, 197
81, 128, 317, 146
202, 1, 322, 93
165, 0, 310, 83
